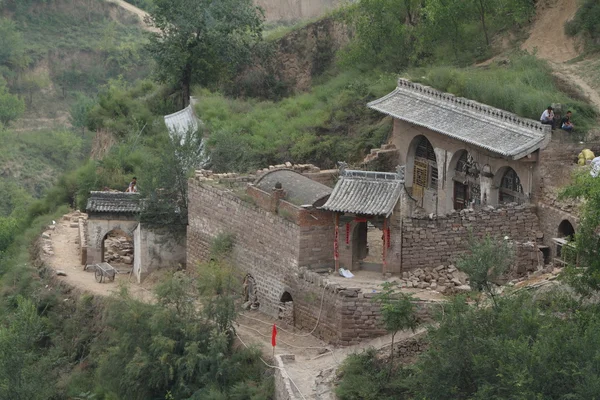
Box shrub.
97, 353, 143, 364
565, 0, 600, 52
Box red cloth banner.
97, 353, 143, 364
387, 228, 391, 248
334, 223, 339, 260
271, 324, 277, 347
345, 223, 350, 244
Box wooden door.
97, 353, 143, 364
454, 181, 468, 210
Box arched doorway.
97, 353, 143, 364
279, 291, 294, 326
558, 220, 575, 240
351, 219, 384, 271
408, 136, 438, 208
102, 229, 134, 268
452, 150, 481, 210
498, 167, 524, 204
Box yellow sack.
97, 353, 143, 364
578, 156, 586, 166
581, 149, 595, 161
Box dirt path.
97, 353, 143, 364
43, 211, 424, 399
521, 0, 579, 63
520, 0, 600, 113
236, 310, 424, 399
106, 0, 159, 32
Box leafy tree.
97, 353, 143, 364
0, 18, 29, 74
14, 71, 51, 107
372, 282, 418, 367
0, 77, 24, 126
0, 296, 56, 400
69, 92, 96, 135
139, 124, 206, 227
341, 0, 420, 71
561, 171, 600, 296
455, 235, 514, 308
147, 0, 264, 107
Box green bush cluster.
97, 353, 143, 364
338, 290, 600, 400
566, 0, 600, 52
341, 0, 535, 70
197, 70, 396, 172
407, 54, 598, 132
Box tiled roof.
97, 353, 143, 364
320, 168, 403, 217
254, 169, 332, 207
368, 79, 551, 160
86, 192, 142, 214
164, 104, 200, 138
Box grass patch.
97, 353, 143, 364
0, 128, 91, 198
195, 70, 396, 172
407, 54, 598, 132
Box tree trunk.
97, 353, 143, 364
389, 331, 396, 375
181, 62, 192, 108
478, 0, 490, 46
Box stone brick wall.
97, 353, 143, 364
287, 268, 437, 345
188, 179, 302, 317
401, 204, 542, 272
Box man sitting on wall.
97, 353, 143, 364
561, 110, 574, 132
540, 106, 555, 128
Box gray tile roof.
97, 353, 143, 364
254, 169, 332, 207
86, 191, 142, 214
320, 168, 403, 217
368, 79, 551, 160
164, 104, 200, 138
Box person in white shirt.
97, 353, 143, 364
126, 177, 137, 193
540, 106, 554, 128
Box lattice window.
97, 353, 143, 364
456, 152, 468, 173
414, 161, 428, 188
501, 168, 523, 193
414, 137, 438, 191
430, 166, 438, 188
416, 137, 436, 162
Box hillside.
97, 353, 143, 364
1, 0, 600, 399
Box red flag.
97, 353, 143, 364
271, 324, 277, 347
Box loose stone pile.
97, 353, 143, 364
104, 234, 134, 265
395, 265, 471, 294
194, 162, 324, 183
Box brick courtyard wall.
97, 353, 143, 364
287, 269, 437, 345
401, 204, 542, 272
187, 179, 301, 317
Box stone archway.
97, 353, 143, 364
558, 220, 575, 239
495, 167, 525, 204
278, 291, 294, 326
449, 150, 481, 210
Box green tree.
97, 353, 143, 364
342, 0, 420, 71
0, 18, 29, 74
69, 92, 96, 135
372, 282, 418, 367
0, 296, 56, 400
561, 171, 600, 296
0, 77, 24, 126
147, 0, 264, 107
455, 235, 515, 308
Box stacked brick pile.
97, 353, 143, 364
397, 264, 469, 294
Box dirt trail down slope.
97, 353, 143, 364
521, 0, 579, 62
522, 0, 600, 112
106, 0, 159, 32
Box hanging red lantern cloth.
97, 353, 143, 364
345, 223, 350, 244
